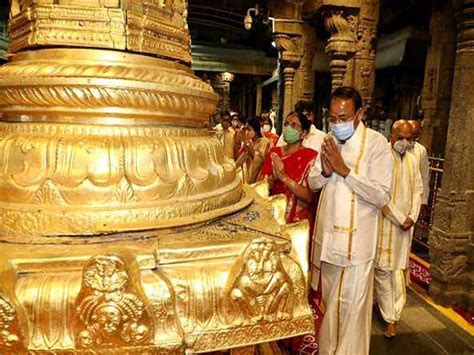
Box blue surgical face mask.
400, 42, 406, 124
330, 120, 355, 141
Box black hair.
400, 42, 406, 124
329, 86, 362, 111
220, 111, 231, 119
287, 111, 311, 132
233, 112, 246, 124
262, 116, 273, 129
295, 100, 314, 114
246, 117, 262, 138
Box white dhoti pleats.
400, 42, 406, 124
318, 261, 374, 355
374, 268, 407, 324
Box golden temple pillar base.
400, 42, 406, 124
1, 1, 315, 352
0, 187, 314, 354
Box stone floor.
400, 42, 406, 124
370, 289, 474, 355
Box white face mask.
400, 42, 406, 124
393, 139, 409, 155
262, 124, 271, 133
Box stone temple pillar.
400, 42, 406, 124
255, 79, 263, 116
351, 0, 379, 106
323, 8, 357, 91
292, 23, 317, 106
282, 66, 296, 119
429, 0, 474, 313
307, 1, 379, 105
274, 30, 303, 121
420, 0, 457, 156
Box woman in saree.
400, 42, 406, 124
260, 111, 320, 354
235, 117, 271, 184
259, 111, 318, 230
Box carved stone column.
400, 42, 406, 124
268, 1, 304, 130
323, 8, 357, 91
420, 0, 457, 156
255, 79, 263, 116
213, 72, 235, 112
308, 1, 379, 104
274, 31, 303, 120
292, 23, 317, 105
283, 66, 297, 119
429, 0, 474, 313
352, 0, 379, 106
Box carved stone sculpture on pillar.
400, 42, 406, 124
213, 72, 235, 112
292, 24, 317, 106
429, 0, 474, 313
274, 32, 303, 119
306, 1, 379, 104
323, 8, 357, 91
352, 0, 379, 105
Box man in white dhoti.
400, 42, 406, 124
375, 120, 423, 338
408, 119, 430, 218
308, 87, 393, 355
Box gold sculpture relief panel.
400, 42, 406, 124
8, 1, 192, 63
228, 237, 294, 324
160, 231, 313, 353
74, 255, 153, 349
0, 294, 24, 352
9, 6, 126, 52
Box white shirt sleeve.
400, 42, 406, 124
344, 137, 393, 208
382, 203, 407, 226
409, 158, 424, 222
419, 144, 430, 205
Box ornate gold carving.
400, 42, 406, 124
1, 0, 315, 353
0, 295, 22, 351
0, 49, 216, 123
0, 120, 246, 238
127, 0, 191, 63
229, 237, 293, 323
187, 317, 313, 352
75, 255, 152, 348
8, 1, 191, 64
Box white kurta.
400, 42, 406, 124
308, 124, 393, 355
375, 147, 422, 324
309, 124, 393, 275
376, 147, 423, 271
411, 142, 430, 205
277, 124, 326, 153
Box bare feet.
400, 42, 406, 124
384, 323, 396, 339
